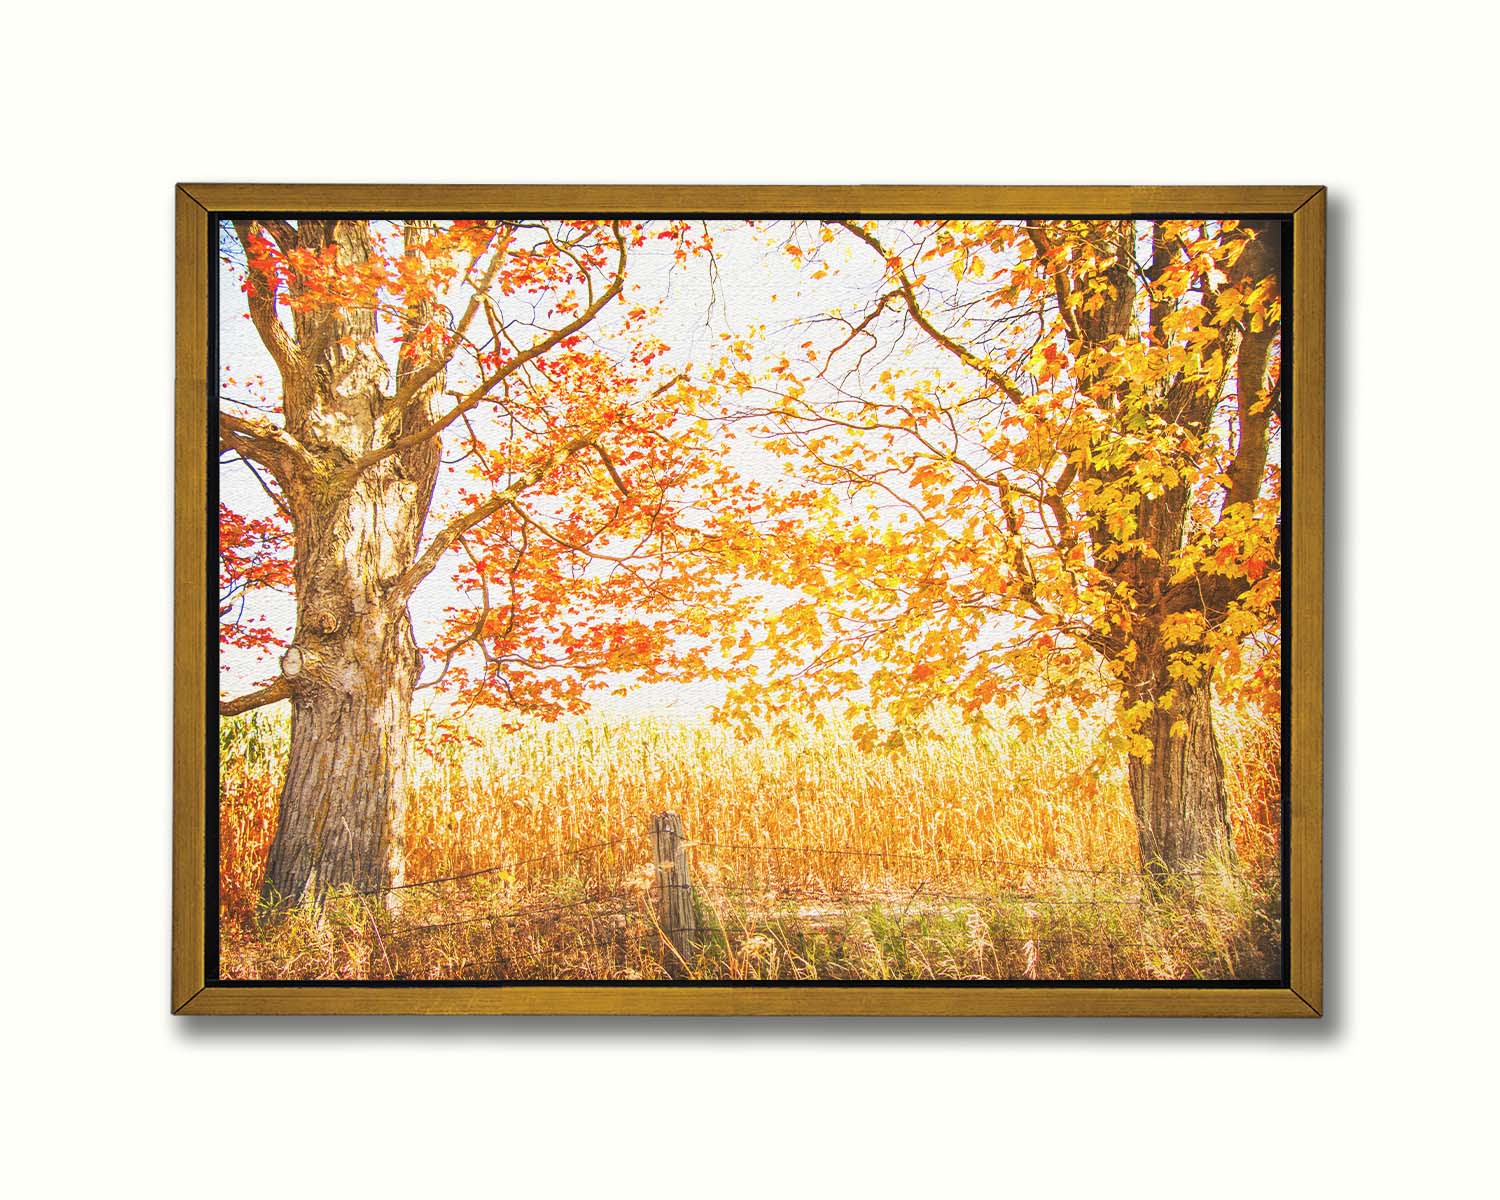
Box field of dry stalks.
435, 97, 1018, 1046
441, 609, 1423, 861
218, 703, 1282, 981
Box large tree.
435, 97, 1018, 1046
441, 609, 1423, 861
218, 218, 736, 905
721, 218, 1282, 875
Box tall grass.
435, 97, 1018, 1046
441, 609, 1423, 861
218, 701, 1281, 981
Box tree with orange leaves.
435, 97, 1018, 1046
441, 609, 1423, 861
218, 218, 740, 905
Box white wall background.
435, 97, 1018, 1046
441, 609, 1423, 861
4, 2, 1495, 1195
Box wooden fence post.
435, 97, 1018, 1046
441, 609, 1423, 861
650, 812, 697, 978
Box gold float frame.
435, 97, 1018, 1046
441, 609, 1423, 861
174, 185, 1324, 1016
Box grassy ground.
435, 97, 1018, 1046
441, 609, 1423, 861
218, 703, 1282, 981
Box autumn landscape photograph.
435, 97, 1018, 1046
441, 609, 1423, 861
214, 212, 1286, 983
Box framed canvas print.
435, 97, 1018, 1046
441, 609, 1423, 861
174, 185, 1323, 1015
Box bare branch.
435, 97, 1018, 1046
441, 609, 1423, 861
819, 291, 900, 379
504, 500, 642, 564
220, 677, 290, 717
229, 451, 291, 518
416, 536, 495, 692
837, 221, 1026, 404
219, 411, 313, 489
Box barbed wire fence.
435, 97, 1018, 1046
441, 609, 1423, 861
251, 812, 1282, 982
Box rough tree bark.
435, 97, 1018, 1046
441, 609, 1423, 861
1124, 654, 1234, 878
233, 219, 445, 907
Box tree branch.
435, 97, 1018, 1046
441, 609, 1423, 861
504, 499, 647, 564
1221, 225, 1283, 515
345, 221, 630, 484
260, 219, 298, 257
229, 451, 291, 517
591, 442, 630, 497
1025, 224, 1085, 347
416, 536, 496, 692
389, 225, 511, 414
219, 411, 313, 489
838, 221, 1026, 404
220, 677, 290, 717
231, 219, 304, 382
819, 291, 901, 379
1222, 324, 1278, 513
390, 431, 602, 602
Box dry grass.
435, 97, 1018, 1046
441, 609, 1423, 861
218, 701, 1282, 981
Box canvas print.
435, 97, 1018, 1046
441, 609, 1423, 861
215, 213, 1286, 983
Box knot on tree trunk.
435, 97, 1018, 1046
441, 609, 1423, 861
279, 642, 359, 693
306, 601, 343, 635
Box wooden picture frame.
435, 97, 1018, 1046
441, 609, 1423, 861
175, 185, 1323, 1016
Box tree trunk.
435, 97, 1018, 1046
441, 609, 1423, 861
258, 456, 437, 908
1125, 657, 1235, 878
262, 602, 420, 906
249, 219, 445, 909
1061, 220, 1252, 879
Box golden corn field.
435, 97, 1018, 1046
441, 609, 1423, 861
219, 702, 1282, 981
